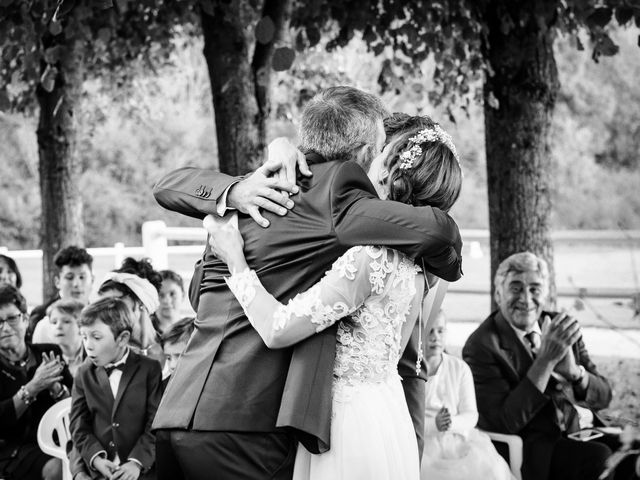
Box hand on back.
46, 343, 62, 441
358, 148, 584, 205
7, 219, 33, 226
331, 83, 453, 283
227, 137, 311, 228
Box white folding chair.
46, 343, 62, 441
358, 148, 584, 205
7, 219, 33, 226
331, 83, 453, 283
37, 397, 73, 480
483, 430, 523, 480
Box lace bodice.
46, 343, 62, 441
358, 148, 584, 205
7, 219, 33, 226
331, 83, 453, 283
226, 246, 421, 389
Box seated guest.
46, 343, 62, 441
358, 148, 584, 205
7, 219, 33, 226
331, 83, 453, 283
0, 253, 22, 289
0, 285, 72, 480
463, 252, 614, 480
48, 299, 85, 377
421, 310, 513, 480
70, 297, 162, 480
159, 316, 194, 388
30, 246, 94, 344
153, 269, 186, 335
97, 258, 163, 365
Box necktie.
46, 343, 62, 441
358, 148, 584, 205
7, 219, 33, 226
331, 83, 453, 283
524, 331, 540, 357
104, 363, 125, 376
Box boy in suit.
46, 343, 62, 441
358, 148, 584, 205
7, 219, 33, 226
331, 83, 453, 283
70, 297, 162, 480
159, 316, 194, 390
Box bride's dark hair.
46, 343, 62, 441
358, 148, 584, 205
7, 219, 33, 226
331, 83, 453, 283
382, 114, 462, 212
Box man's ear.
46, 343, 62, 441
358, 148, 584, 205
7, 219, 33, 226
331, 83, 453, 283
494, 286, 502, 306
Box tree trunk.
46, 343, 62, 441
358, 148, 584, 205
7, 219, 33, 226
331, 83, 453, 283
200, 0, 291, 176
483, 2, 559, 309
36, 54, 84, 301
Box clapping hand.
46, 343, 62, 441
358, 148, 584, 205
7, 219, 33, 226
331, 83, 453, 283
435, 406, 451, 432
26, 351, 63, 395
537, 313, 581, 367
204, 214, 248, 273
111, 460, 142, 480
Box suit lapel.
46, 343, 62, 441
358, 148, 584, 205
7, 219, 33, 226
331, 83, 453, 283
94, 364, 115, 407
495, 312, 533, 378
113, 351, 140, 415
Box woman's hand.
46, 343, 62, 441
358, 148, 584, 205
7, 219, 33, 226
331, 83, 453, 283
204, 214, 248, 273
435, 406, 451, 432
26, 352, 64, 395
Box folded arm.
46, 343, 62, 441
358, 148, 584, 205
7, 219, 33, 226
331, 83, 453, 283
331, 161, 463, 282
462, 338, 549, 434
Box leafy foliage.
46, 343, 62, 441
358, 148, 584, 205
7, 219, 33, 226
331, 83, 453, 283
289, 0, 640, 115
0, 0, 199, 113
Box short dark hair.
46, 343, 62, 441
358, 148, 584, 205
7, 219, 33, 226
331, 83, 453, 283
116, 257, 162, 292
160, 270, 184, 293
0, 284, 27, 313
0, 254, 22, 289
54, 246, 94, 273
47, 298, 85, 320
160, 317, 195, 347
80, 297, 133, 338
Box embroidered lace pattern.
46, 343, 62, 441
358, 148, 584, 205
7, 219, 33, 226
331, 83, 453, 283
332, 246, 420, 401
225, 246, 422, 403
224, 269, 260, 308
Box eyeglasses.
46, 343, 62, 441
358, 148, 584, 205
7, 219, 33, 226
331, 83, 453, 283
0, 313, 23, 329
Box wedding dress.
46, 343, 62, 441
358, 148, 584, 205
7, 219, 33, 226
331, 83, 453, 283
226, 245, 421, 480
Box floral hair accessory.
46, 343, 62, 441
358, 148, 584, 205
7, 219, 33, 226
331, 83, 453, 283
398, 124, 460, 171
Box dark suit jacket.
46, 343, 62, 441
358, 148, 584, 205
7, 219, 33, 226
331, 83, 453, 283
462, 310, 612, 480
0, 343, 73, 456
152, 157, 463, 453
70, 351, 162, 475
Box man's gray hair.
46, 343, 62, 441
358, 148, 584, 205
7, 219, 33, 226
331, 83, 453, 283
494, 251, 550, 294
299, 86, 388, 163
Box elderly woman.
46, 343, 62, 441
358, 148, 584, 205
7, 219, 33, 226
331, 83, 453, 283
97, 258, 163, 365
0, 254, 22, 289
0, 285, 72, 480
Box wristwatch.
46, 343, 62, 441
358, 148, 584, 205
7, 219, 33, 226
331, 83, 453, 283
572, 365, 587, 385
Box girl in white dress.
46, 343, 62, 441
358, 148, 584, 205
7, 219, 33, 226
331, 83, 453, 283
206, 116, 463, 480
421, 311, 514, 480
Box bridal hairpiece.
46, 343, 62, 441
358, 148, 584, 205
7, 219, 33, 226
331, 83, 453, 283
398, 124, 460, 171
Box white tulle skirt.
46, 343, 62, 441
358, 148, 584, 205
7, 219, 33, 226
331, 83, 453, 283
420, 429, 514, 480
293, 374, 420, 480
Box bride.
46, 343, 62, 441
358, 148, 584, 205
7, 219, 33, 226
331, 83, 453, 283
206, 116, 462, 479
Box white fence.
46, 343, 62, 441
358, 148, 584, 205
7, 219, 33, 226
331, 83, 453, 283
2, 222, 639, 302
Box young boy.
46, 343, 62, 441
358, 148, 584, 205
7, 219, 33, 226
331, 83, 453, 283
159, 317, 194, 389
70, 297, 161, 480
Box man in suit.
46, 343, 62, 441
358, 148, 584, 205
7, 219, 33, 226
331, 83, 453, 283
152, 86, 463, 479
463, 251, 614, 480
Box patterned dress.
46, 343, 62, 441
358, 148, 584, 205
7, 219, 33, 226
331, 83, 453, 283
226, 246, 422, 480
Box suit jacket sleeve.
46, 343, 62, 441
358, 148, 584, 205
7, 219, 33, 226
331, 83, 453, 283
70, 371, 106, 466
574, 337, 612, 410
152, 167, 238, 220
462, 335, 549, 434
331, 162, 462, 282
128, 360, 162, 470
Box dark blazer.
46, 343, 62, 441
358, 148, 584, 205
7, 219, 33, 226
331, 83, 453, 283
152, 158, 463, 453
462, 310, 612, 480
0, 343, 73, 455
70, 350, 162, 475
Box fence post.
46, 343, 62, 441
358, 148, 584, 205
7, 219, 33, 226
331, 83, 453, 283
142, 221, 169, 270
113, 242, 125, 268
